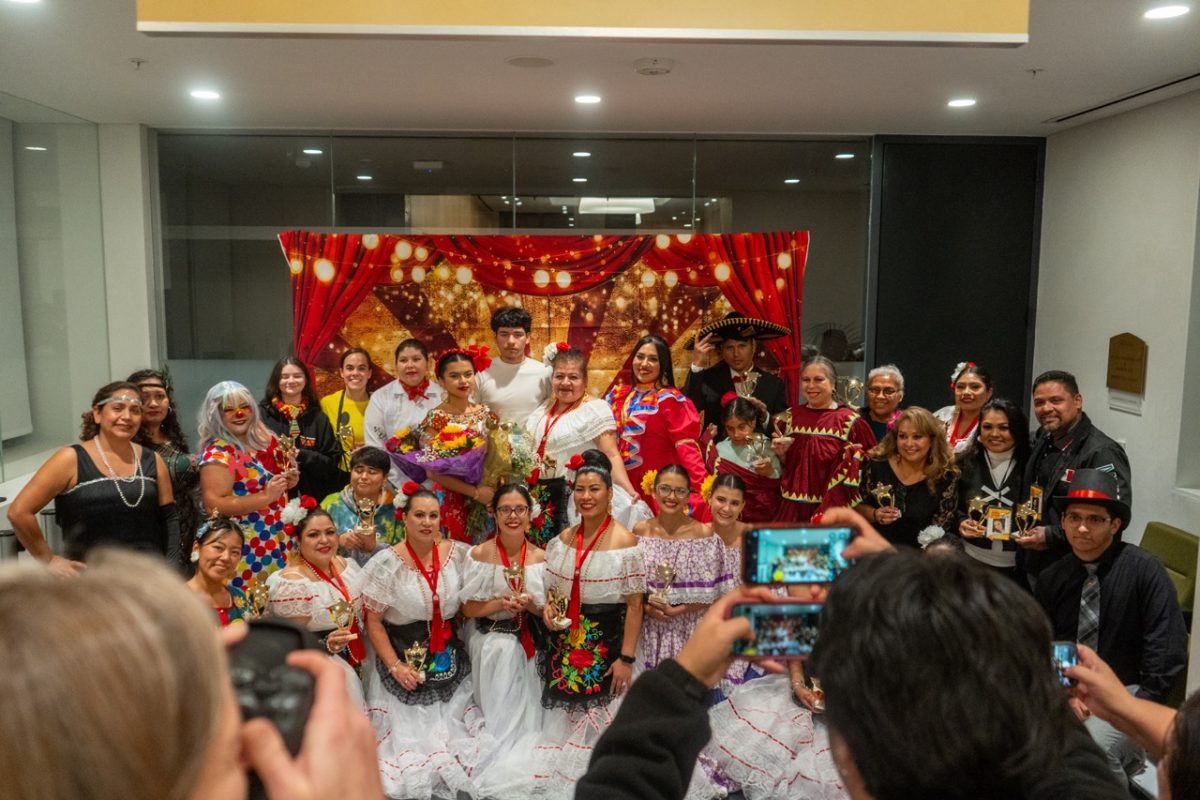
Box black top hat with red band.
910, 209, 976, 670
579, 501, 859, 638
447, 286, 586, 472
1051, 468, 1130, 532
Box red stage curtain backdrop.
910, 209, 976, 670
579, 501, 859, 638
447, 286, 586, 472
278, 231, 808, 405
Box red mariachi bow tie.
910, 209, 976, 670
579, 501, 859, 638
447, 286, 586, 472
732, 375, 745, 383
403, 379, 430, 402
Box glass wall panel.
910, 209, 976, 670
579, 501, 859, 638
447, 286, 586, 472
0, 94, 109, 481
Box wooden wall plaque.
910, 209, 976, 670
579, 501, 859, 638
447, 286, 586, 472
1106, 333, 1147, 395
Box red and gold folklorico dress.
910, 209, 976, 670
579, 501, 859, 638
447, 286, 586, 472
776, 404, 876, 522
605, 383, 709, 514
702, 433, 782, 524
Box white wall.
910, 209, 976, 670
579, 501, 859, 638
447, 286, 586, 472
0, 117, 33, 445
1036, 88, 1200, 690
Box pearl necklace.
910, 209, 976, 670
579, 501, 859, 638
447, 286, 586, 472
94, 436, 147, 509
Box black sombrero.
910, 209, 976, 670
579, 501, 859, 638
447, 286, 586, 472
684, 312, 791, 350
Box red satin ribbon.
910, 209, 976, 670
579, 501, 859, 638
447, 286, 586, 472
1066, 489, 1114, 501
496, 538, 535, 659
405, 540, 447, 653
402, 379, 430, 402
304, 557, 366, 666
569, 516, 611, 632
533, 399, 580, 480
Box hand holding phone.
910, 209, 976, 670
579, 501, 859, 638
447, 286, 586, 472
742, 525, 854, 585
1051, 640, 1079, 688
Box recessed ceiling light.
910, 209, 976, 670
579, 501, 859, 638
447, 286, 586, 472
574, 94, 602, 104
1144, 5, 1190, 19
573, 177, 588, 183
710, 198, 718, 202
784, 178, 801, 184
24, 145, 47, 151
947, 98, 977, 108
835, 153, 855, 160
302, 148, 323, 155
684, 223, 693, 228
356, 175, 372, 181
190, 89, 221, 101
573, 151, 592, 158
506, 56, 556, 68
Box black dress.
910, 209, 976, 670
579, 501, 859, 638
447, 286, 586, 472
859, 458, 958, 549
55, 444, 171, 561
954, 448, 1023, 577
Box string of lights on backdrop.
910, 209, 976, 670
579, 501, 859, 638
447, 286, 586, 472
278, 230, 808, 403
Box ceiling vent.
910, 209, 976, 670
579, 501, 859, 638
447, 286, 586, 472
1045, 71, 1200, 124
634, 57, 675, 76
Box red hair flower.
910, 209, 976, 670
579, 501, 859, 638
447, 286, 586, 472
565, 454, 585, 471
467, 344, 492, 372
556, 342, 570, 352
299, 495, 317, 510
401, 481, 421, 496
720, 391, 738, 407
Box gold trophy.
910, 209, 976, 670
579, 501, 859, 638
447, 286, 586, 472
503, 562, 525, 598
275, 434, 298, 473
736, 371, 760, 399
810, 677, 826, 713
247, 581, 270, 620
870, 482, 896, 507
337, 421, 355, 465
545, 584, 571, 629
327, 599, 356, 632
403, 640, 428, 683
750, 432, 771, 461
1014, 499, 1039, 537
967, 497, 987, 524
649, 563, 677, 605
354, 496, 378, 549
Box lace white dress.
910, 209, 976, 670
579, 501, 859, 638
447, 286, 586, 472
360, 542, 484, 800
527, 398, 654, 536
499, 538, 641, 799
706, 674, 848, 800
460, 555, 548, 799
266, 558, 367, 707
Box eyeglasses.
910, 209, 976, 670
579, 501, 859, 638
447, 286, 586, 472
655, 485, 690, 498
867, 387, 899, 396
1063, 512, 1112, 527
496, 505, 529, 517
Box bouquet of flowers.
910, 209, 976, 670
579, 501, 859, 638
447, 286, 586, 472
391, 417, 489, 485
385, 426, 419, 456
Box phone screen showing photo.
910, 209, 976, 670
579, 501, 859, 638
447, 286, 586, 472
731, 602, 823, 659
1052, 641, 1079, 687
743, 527, 853, 585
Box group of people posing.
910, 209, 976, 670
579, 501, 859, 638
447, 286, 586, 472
5, 306, 1190, 798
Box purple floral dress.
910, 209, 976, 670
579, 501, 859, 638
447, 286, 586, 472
636, 534, 737, 672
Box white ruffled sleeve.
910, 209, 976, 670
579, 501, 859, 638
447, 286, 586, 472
525, 561, 547, 607
360, 548, 404, 615
618, 543, 647, 596
461, 556, 501, 602
266, 571, 319, 620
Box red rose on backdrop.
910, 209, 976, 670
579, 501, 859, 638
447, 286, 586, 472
568, 648, 595, 670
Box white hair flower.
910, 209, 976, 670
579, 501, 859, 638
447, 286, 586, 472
917, 525, 946, 549
279, 497, 308, 526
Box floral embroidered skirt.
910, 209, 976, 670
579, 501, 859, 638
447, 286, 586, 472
538, 602, 625, 711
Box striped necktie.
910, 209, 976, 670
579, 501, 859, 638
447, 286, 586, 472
1076, 563, 1100, 650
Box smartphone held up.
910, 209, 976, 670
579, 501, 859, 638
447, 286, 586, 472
742, 525, 854, 585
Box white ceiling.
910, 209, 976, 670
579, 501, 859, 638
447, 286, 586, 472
0, 0, 1198, 136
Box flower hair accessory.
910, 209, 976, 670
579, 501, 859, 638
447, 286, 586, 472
720, 391, 738, 407
394, 481, 422, 511
529, 501, 543, 519
699, 473, 717, 503
565, 453, 586, 472
950, 361, 977, 391
280, 495, 318, 536
442, 344, 492, 373
640, 469, 660, 497
917, 525, 946, 549
542, 341, 571, 367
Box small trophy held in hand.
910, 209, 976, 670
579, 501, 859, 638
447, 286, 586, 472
354, 496, 378, 549
403, 640, 428, 683
870, 482, 896, 508
810, 677, 826, 713
967, 496, 987, 524
247, 581, 270, 620
1014, 499, 1038, 538
275, 434, 298, 474
649, 563, 677, 606
546, 584, 571, 630
327, 599, 355, 632
750, 432, 771, 461
503, 562, 525, 598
